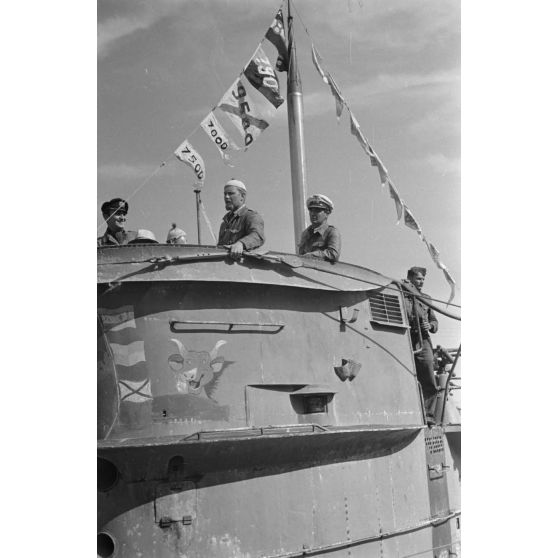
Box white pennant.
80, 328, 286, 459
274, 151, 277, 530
423, 237, 457, 304
403, 205, 422, 237
311, 44, 345, 121
311, 44, 329, 84
442, 267, 456, 304
217, 78, 269, 149
377, 158, 389, 187
349, 113, 369, 154
328, 75, 345, 121
388, 181, 404, 223
200, 111, 239, 166
174, 138, 205, 186
424, 238, 441, 266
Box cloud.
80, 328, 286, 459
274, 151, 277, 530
304, 0, 459, 52
97, 0, 285, 59
422, 153, 461, 176
407, 98, 460, 139
365, 70, 459, 98
98, 16, 151, 59
303, 68, 459, 118
98, 0, 185, 59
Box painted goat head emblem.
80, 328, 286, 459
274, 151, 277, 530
168, 339, 227, 396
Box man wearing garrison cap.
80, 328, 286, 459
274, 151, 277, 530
297, 194, 341, 262
402, 266, 439, 421
97, 198, 139, 246
218, 179, 265, 259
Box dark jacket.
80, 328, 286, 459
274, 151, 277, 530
297, 222, 341, 262
402, 279, 438, 342
97, 229, 138, 246
217, 205, 265, 250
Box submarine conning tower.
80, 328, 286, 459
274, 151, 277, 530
98, 244, 426, 440
97, 243, 460, 558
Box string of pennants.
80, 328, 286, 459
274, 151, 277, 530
172, 2, 457, 303
173, 7, 289, 187
310, 43, 457, 303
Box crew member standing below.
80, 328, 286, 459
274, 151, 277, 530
402, 266, 439, 422
97, 198, 138, 246
298, 194, 341, 262
167, 223, 188, 245
218, 179, 265, 260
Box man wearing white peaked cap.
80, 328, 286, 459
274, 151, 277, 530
297, 194, 341, 262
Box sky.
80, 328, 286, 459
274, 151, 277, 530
97, 0, 460, 346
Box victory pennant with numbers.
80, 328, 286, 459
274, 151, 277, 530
200, 111, 239, 163
174, 138, 206, 186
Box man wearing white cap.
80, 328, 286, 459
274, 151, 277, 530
297, 194, 341, 262
218, 179, 265, 259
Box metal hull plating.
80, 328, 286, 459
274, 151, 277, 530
97, 245, 460, 558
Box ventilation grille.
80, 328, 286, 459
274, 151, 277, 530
368, 292, 404, 325
425, 434, 444, 455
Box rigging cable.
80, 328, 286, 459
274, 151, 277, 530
97, 157, 172, 233
199, 199, 217, 244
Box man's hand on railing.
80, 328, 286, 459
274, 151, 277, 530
225, 241, 244, 260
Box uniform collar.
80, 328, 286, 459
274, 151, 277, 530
225, 204, 247, 219
233, 204, 247, 216
102, 229, 119, 244
103, 228, 127, 244
310, 221, 329, 236
401, 279, 427, 298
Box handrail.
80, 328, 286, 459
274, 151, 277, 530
441, 344, 461, 424
262, 509, 461, 557
412, 295, 424, 354
182, 424, 329, 442
169, 319, 285, 333
97, 424, 425, 449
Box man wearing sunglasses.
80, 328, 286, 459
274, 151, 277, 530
97, 198, 139, 246
297, 194, 341, 262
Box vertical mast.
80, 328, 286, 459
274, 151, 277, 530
286, 0, 308, 248
194, 187, 201, 245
